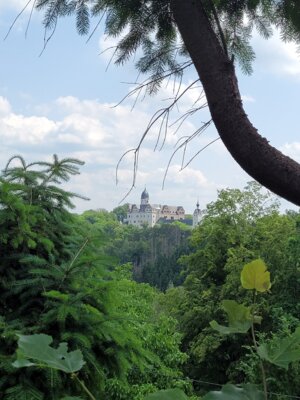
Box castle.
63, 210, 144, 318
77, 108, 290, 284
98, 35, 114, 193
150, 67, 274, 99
125, 189, 203, 228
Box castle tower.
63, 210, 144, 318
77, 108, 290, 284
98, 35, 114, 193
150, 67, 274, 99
193, 200, 202, 227
140, 188, 149, 211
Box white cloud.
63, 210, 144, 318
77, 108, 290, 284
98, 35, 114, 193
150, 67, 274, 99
0, 113, 57, 144
57, 132, 82, 144
0, 96, 11, 114
241, 95, 255, 103
0, 94, 253, 213
58, 114, 108, 146
55, 93, 203, 151
0, 0, 27, 11
281, 142, 300, 162
56, 96, 105, 115
253, 29, 300, 79
162, 164, 209, 187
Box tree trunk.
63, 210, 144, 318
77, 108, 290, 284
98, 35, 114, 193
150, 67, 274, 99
170, 0, 300, 206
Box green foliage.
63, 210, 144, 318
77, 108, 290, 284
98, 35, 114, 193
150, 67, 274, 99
202, 383, 264, 400
103, 273, 191, 399
61, 397, 83, 400
206, 258, 300, 399
0, 155, 190, 399
257, 327, 300, 369
2, 156, 300, 400
113, 204, 130, 223
210, 300, 253, 334
144, 388, 188, 400
13, 334, 85, 373
106, 223, 191, 291
162, 182, 300, 395
80, 213, 191, 291
4, 385, 44, 400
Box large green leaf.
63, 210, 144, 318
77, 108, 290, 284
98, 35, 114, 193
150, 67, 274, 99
241, 259, 271, 292
203, 383, 264, 399
144, 388, 188, 400
210, 300, 252, 334
12, 334, 85, 373
257, 327, 300, 369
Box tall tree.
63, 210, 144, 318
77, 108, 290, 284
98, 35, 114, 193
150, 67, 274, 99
0, 155, 191, 399
162, 183, 300, 395
29, 0, 300, 205
170, 0, 300, 205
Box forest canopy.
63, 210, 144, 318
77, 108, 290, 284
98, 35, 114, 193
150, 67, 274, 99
2, 1, 300, 398
0, 155, 299, 399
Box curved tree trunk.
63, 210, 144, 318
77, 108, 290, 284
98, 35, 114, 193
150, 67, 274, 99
170, 0, 300, 206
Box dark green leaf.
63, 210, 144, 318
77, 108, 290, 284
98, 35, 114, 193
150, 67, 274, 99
257, 327, 300, 369
210, 300, 252, 334
13, 334, 85, 373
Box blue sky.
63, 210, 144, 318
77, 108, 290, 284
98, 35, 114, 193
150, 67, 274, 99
0, 1, 299, 213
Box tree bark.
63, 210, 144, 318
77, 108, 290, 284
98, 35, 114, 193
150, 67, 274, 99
170, 0, 300, 206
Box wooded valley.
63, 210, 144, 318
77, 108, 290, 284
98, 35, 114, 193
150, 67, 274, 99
0, 156, 299, 400
1, 0, 300, 399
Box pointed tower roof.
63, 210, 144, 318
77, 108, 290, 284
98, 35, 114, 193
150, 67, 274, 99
141, 188, 149, 200
194, 199, 201, 215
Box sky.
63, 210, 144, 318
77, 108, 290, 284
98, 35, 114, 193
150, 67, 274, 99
0, 1, 299, 214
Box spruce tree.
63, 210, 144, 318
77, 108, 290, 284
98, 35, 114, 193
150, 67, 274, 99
0, 155, 141, 398
0, 155, 190, 399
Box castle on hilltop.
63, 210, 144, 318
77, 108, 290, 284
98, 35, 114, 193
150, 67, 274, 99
125, 189, 203, 228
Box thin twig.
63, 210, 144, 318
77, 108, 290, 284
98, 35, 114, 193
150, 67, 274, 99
39, 19, 58, 56
116, 78, 210, 202
116, 148, 136, 185
68, 238, 89, 271
86, 13, 105, 43
25, 0, 37, 38
113, 61, 193, 108
162, 122, 214, 189
182, 136, 219, 169
4, 0, 33, 40
72, 374, 97, 400
58, 238, 89, 290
